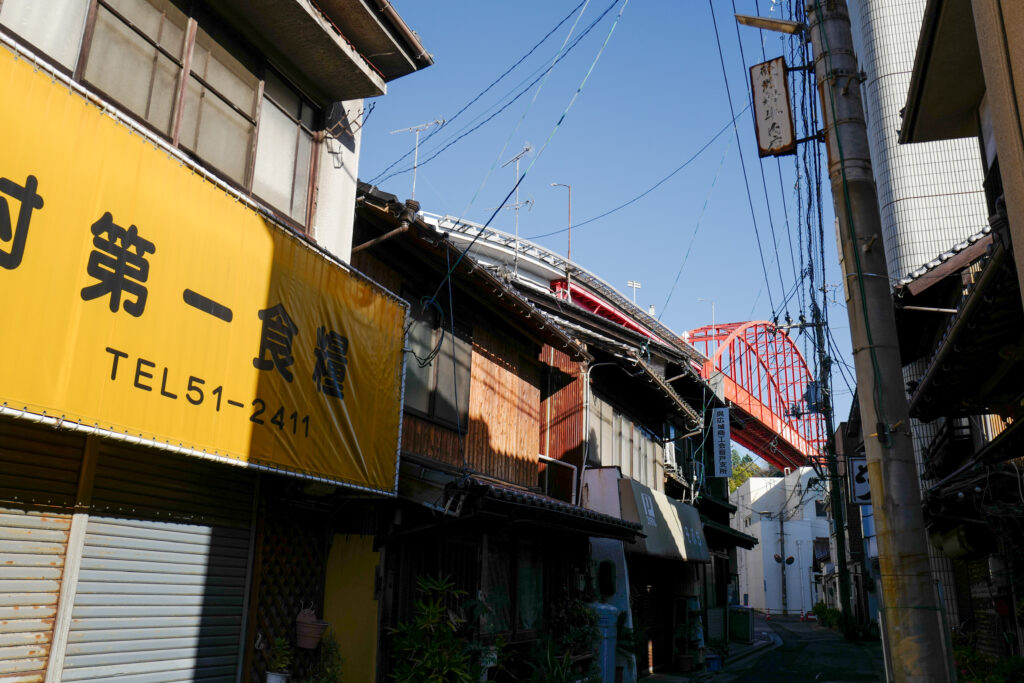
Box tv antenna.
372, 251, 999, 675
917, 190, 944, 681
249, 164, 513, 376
390, 119, 444, 199
501, 143, 533, 274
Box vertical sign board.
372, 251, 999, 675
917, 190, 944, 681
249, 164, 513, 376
712, 407, 732, 478
750, 56, 796, 157
848, 456, 872, 505
0, 45, 406, 493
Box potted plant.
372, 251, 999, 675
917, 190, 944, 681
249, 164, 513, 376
266, 637, 293, 683
296, 606, 329, 649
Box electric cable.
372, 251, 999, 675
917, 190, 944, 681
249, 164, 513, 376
730, 0, 790, 309
525, 105, 749, 240
415, 0, 631, 327
371, 1, 622, 187
708, 0, 778, 316
810, 0, 890, 443
367, 1, 588, 184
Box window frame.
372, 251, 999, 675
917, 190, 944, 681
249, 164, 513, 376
402, 293, 473, 432
67, 0, 320, 230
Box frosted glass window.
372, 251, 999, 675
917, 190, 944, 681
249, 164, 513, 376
0, 0, 90, 70
254, 71, 317, 223
180, 28, 257, 185
83, 1, 186, 135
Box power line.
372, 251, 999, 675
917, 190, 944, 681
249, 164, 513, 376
730, 0, 789, 307
708, 0, 777, 316
367, 1, 588, 185
415, 0, 631, 320
525, 105, 750, 240
371, 1, 622, 187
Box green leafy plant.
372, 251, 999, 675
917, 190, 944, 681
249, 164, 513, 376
267, 637, 293, 673
302, 632, 343, 683
523, 598, 600, 682
389, 575, 498, 683
526, 641, 577, 683
708, 636, 730, 658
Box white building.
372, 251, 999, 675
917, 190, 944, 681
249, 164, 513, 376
730, 469, 830, 615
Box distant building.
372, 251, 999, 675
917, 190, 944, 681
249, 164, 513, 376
730, 469, 830, 616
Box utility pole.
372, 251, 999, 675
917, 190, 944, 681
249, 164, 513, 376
803, 2, 949, 679
736, 3, 950, 678
811, 304, 854, 638
779, 512, 787, 615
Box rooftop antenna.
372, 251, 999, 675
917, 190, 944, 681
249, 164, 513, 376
390, 119, 444, 199
501, 143, 533, 275
627, 280, 642, 305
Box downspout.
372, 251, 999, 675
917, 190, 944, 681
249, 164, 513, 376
352, 199, 418, 254
580, 361, 619, 506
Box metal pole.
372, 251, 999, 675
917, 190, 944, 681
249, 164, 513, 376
811, 305, 855, 639
780, 513, 787, 615
551, 182, 573, 297
805, 1, 949, 679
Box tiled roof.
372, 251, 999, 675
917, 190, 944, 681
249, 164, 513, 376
896, 225, 991, 287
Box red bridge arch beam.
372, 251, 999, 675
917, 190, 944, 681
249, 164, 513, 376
686, 321, 827, 472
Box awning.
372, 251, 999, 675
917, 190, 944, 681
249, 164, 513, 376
398, 457, 641, 541
619, 479, 710, 563
701, 516, 758, 550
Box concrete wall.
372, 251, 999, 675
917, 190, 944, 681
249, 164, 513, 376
731, 470, 829, 614
313, 100, 364, 263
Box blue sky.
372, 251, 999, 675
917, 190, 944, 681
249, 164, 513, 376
359, 0, 856, 423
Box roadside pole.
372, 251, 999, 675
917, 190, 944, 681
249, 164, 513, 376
803, 1, 949, 680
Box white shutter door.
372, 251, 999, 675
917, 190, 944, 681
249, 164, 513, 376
61, 445, 254, 683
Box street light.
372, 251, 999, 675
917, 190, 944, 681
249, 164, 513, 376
551, 182, 572, 297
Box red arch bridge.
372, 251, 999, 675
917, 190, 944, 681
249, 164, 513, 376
686, 321, 827, 471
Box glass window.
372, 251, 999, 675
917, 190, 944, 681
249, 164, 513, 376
179, 27, 257, 185
83, 0, 187, 136
0, 0, 90, 70
253, 71, 316, 223
403, 309, 433, 414
57, 0, 320, 226
402, 301, 472, 429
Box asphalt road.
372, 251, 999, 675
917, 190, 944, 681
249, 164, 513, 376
716, 616, 885, 683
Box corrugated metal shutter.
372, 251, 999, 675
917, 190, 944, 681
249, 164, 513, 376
61, 444, 255, 683
707, 606, 726, 641
0, 418, 84, 683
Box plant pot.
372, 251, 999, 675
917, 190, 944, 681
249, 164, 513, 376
267, 672, 289, 683
296, 617, 328, 649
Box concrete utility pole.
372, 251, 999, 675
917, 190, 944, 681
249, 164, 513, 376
779, 512, 788, 615
804, 2, 949, 680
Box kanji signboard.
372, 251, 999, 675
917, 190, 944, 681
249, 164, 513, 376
712, 407, 732, 478
750, 56, 796, 157
0, 46, 406, 493
848, 456, 872, 505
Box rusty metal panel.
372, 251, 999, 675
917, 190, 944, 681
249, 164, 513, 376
61, 446, 253, 683
0, 418, 81, 683
0, 509, 71, 682
540, 346, 583, 501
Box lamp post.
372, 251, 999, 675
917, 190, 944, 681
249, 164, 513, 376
551, 182, 572, 299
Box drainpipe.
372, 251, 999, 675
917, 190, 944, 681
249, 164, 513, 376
368, 0, 434, 68
352, 199, 418, 254
580, 362, 619, 505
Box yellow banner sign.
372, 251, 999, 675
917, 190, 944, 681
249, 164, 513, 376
0, 46, 405, 493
